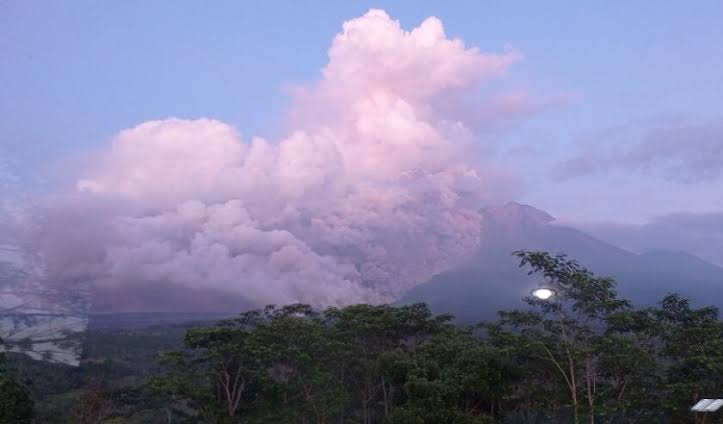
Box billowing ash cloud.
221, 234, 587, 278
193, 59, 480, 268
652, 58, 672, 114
22, 10, 529, 310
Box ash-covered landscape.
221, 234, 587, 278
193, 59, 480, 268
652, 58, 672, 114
2, 3, 723, 423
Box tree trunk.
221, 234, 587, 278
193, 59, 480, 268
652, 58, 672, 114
381, 375, 393, 418
585, 359, 595, 424
568, 350, 578, 424
361, 382, 371, 424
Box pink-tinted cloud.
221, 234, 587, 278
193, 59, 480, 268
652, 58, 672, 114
22, 10, 533, 310
553, 118, 723, 183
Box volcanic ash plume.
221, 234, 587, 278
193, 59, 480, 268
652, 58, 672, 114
34, 10, 525, 309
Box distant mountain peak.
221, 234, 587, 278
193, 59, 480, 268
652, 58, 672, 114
482, 202, 556, 227
404, 202, 723, 321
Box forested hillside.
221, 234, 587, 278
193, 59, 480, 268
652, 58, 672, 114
2, 251, 723, 423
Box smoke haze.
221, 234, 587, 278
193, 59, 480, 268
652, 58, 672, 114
10, 10, 533, 311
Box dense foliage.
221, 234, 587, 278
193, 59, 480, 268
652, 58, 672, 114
148, 251, 723, 423
0, 351, 34, 423
3, 251, 723, 423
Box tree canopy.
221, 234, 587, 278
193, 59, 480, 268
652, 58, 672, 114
3, 250, 723, 423
149, 251, 723, 423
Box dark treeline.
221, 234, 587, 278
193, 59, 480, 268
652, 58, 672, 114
150, 251, 723, 423
3, 250, 723, 423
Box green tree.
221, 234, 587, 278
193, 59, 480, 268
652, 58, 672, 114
152, 309, 267, 423
487, 251, 631, 424
147, 261, 723, 424
324, 303, 453, 423
0, 351, 34, 424
655, 294, 723, 423
385, 327, 503, 423
152, 302, 486, 423
600, 306, 665, 421
244, 304, 348, 424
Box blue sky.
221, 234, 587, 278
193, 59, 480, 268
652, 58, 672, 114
2, 0, 722, 223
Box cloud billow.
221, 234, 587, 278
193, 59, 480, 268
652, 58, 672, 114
21, 10, 529, 310
553, 119, 723, 183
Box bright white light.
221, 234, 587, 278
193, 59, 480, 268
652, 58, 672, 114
707, 399, 723, 412
531, 288, 555, 300
692, 399, 714, 412
692, 399, 723, 412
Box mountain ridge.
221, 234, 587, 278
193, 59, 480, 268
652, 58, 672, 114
400, 202, 723, 321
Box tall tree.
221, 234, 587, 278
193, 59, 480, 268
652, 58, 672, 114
324, 303, 452, 424
488, 251, 630, 424
655, 294, 723, 423
384, 326, 504, 423
153, 308, 267, 423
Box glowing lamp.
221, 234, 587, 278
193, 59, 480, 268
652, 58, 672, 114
531, 288, 556, 300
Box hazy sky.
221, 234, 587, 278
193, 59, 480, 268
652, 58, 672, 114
2, 1, 723, 312
3, 1, 723, 223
